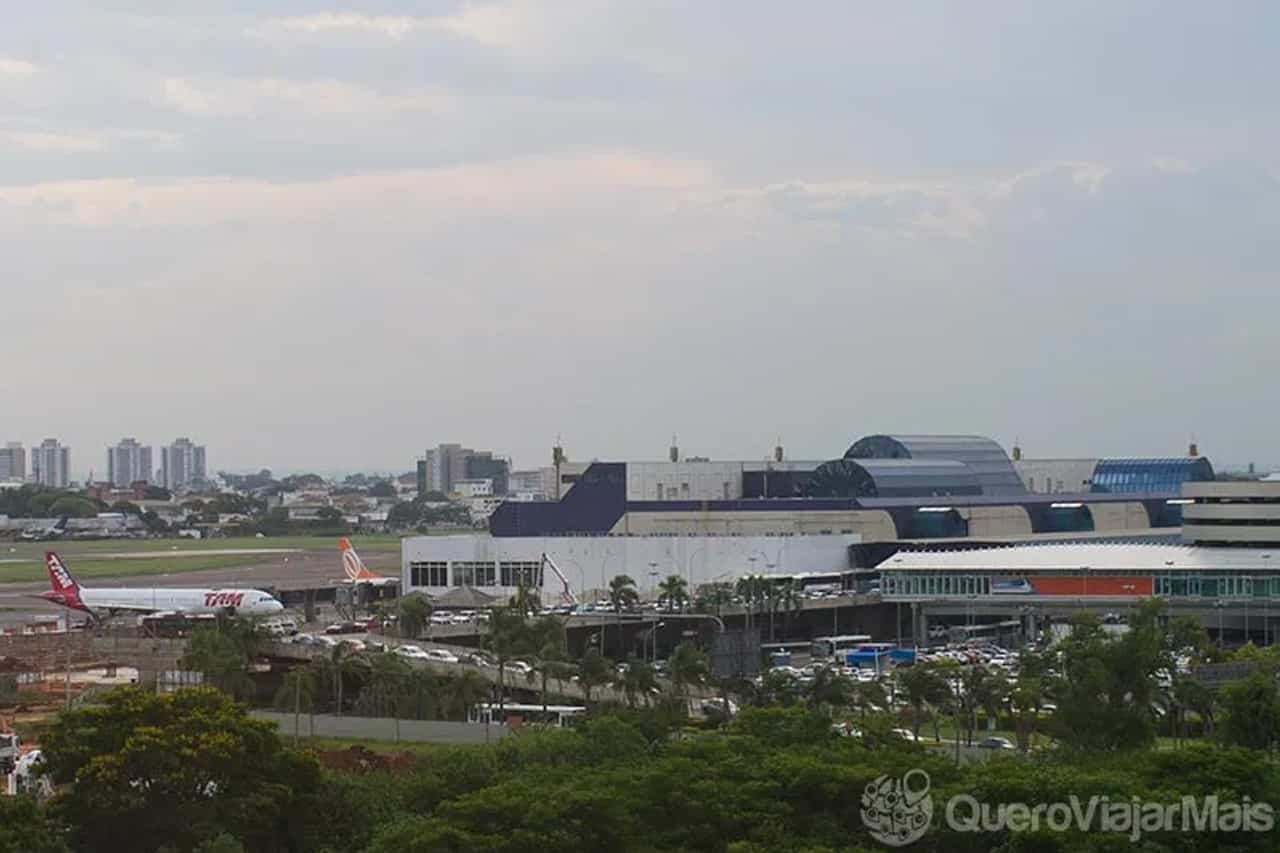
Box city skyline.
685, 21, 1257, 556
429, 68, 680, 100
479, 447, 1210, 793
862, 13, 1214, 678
2, 4, 1278, 475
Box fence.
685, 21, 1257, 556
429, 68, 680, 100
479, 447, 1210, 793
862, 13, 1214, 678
251, 711, 511, 745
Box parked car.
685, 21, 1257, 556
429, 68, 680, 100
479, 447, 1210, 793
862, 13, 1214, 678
430, 613, 454, 625
978, 736, 1016, 751
890, 728, 920, 742
324, 622, 363, 635
395, 644, 431, 660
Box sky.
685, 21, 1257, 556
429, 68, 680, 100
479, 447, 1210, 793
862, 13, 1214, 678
2, 2, 1279, 479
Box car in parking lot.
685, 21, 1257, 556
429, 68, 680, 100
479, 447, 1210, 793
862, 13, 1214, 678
394, 644, 431, 660
890, 728, 921, 742
323, 621, 364, 635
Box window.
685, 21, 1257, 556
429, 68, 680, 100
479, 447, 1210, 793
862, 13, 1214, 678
451, 561, 495, 587
409, 561, 448, 587
499, 560, 543, 588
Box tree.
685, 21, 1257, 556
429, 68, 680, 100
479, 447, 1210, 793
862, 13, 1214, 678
805, 667, 854, 713
668, 642, 710, 700
143, 484, 171, 500
1220, 672, 1280, 750
1052, 604, 1166, 752
509, 582, 542, 618
0, 796, 69, 853
657, 575, 688, 613
368, 480, 396, 498
40, 687, 323, 853
387, 501, 422, 530
179, 622, 257, 700
398, 593, 433, 639
578, 648, 613, 704
607, 575, 639, 657
486, 607, 532, 717
896, 663, 948, 740
613, 658, 658, 707
47, 496, 98, 518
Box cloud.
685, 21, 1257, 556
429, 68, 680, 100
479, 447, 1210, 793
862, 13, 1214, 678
247, 12, 428, 41
0, 128, 181, 154
159, 76, 450, 117
0, 58, 38, 75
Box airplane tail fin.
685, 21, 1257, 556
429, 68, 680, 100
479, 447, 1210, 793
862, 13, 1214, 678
45, 552, 81, 594
339, 537, 379, 580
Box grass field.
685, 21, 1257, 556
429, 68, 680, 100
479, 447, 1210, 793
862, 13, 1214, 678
0, 534, 406, 584
0, 534, 403, 562
0, 555, 281, 584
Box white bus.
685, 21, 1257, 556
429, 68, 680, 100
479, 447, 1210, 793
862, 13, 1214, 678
468, 702, 586, 728
810, 634, 873, 661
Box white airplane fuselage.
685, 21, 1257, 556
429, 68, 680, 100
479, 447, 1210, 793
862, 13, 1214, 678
76, 587, 284, 616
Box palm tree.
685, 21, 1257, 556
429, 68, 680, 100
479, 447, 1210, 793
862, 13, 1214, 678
613, 658, 658, 708
806, 667, 854, 713
776, 579, 802, 639
578, 648, 612, 704
896, 663, 947, 741
319, 642, 362, 717
608, 575, 639, 657
668, 641, 710, 700
352, 651, 412, 718
441, 670, 492, 721
485, 606, 530, 718
657, 575, 689, 613
1008, 676, 1043, 753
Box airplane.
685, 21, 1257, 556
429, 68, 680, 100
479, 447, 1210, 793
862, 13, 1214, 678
337, 538, 399, 587
20, 517, 68, 542
37, 552, 285, 619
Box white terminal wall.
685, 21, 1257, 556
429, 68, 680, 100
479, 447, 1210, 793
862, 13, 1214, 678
401, 533, 860, 595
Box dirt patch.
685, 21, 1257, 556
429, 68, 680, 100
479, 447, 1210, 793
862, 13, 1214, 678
316, 745, 417, 774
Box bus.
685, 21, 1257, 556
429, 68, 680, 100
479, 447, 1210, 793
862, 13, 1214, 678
810, 634, 873, 660
947, 620, 1022, 646
468, 702, 586, 729
761, 641, 811, 667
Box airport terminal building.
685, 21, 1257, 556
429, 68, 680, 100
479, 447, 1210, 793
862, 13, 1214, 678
400, 434, 1216, 600
880, 481, 1280, 644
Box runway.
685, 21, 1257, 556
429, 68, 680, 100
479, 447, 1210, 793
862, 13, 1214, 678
0, 546, 401, 625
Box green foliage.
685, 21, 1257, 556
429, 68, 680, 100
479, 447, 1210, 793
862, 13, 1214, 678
47, 495, 100, 518
1219, 672, 1280, 750
180, 620, 258, 699
0, 796, 69, 853
192, 834, 246, 853
397, 593, 433, 639
1050, 602, 1165, 752
40, 687, 323, 853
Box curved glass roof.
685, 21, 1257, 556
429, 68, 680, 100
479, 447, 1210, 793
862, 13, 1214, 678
1090, 457, 1215, 495
804, 458, 982, 499
845, 434, 1027, 497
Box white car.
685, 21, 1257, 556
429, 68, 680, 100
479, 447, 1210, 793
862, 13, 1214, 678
395, 644, 431, 660
890, 728, 921, 742
430, 613, 454, 625
424, 648, 459, 664
506, 660, 533, 675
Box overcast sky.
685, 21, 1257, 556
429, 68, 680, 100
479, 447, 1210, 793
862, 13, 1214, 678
2, 2, 1278, 478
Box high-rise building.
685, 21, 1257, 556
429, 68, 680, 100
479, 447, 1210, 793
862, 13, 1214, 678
32, 439, 70, 488
107, 438, 153, 487
161, 438, 207, 490
0, 442, 26, 482
419, 444, 509, 496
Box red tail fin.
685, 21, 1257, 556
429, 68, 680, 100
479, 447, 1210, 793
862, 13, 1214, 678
45, 552, 80, 594
42, 552, 87, 612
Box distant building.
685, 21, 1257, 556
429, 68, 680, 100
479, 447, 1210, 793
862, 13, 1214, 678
161, 438, 207, 490
419, 444, 509, 496
0, 442, 25, 482
32, 439, 70, 488
509, 467, 556, 500
107, 438, 153, 487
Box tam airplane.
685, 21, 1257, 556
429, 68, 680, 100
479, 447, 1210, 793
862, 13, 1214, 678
38, 552, 284, 619
338, 538, 398, 587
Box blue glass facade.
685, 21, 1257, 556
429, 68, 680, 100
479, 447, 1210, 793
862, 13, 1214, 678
1090, 457, 1214, 495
